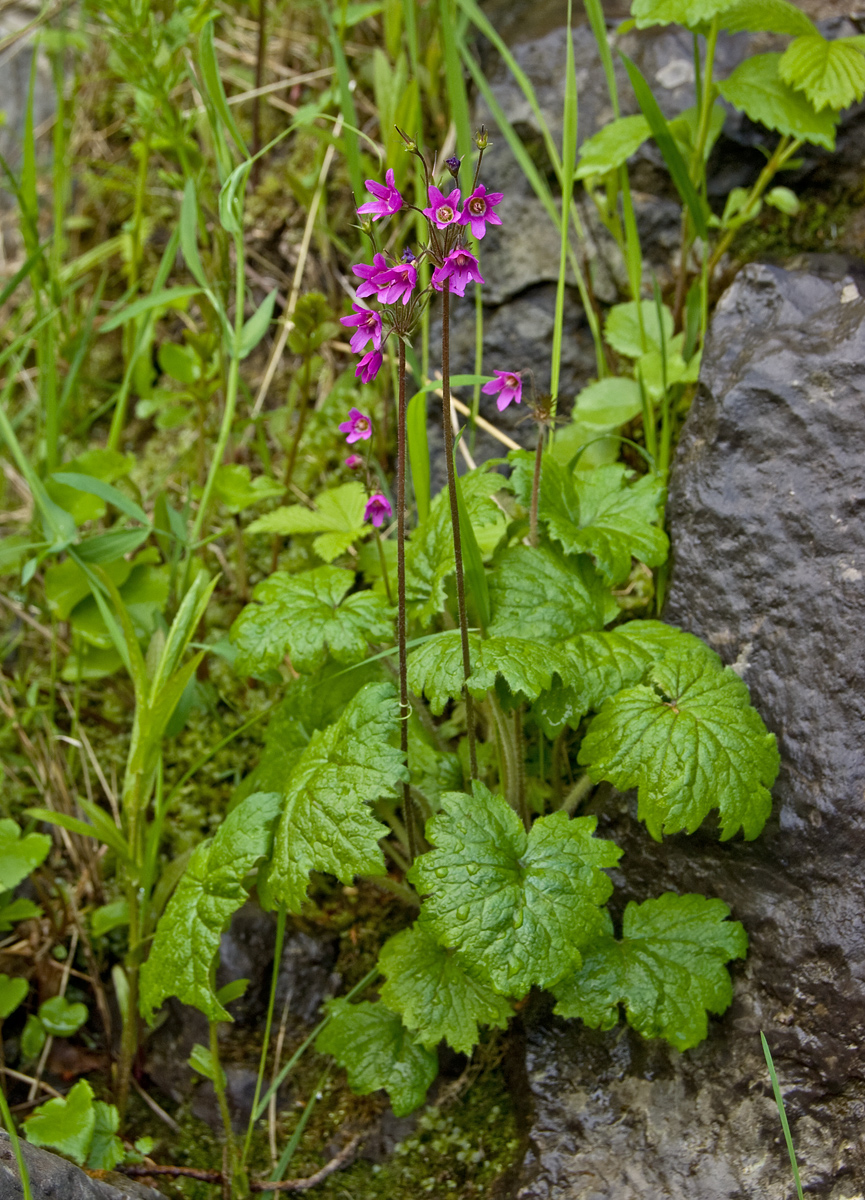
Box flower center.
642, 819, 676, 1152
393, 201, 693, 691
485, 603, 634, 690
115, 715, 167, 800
469, 197, 486, 215
506, 375, 518, 388
357, 417, 369, 431
436, 205, 454, 223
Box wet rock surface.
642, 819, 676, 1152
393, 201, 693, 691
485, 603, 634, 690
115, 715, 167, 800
0, 1130, 164, 1200
511, 264, 865, 1197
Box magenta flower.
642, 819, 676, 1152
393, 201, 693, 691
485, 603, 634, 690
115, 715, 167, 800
339, 407, 373, 443
458, 184, 503, 239
340, 304, 383, 354
423, 185, 462, 229
431, 248, 484, 298
373, 262, 417, 305
482, 370, 523, 412
357, 169, 403, 221
355, 349, 383, 383
352, 252, 389, 299
364, 493, 392, 528
345, 454, 363, 468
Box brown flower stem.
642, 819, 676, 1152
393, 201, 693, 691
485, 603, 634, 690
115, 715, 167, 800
441, 286, 478, 781
529, 424, 544, 547
396, 338, 417, 860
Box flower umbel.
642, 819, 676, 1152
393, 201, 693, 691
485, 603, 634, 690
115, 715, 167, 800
365, 493, 392, 527
355, 350, 383, 383
340, 304, 383, 354
423, 185, 462, 229
352, 253, 389, 299
458, 184, 503, 239
357, 169, 403, 221
482, 370, 523, 411
339, 407, 373, 443
432, 248, 484, 298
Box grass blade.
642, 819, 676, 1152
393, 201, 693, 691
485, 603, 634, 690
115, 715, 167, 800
551, 0, 578, 406
760, 1032, 805, 1200
318, 0, 364, 204
407, 390, 430, 524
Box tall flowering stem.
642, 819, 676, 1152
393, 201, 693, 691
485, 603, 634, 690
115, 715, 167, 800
441, 285, 478, 781
396, 338, 417, 858
530, 425, 544, 548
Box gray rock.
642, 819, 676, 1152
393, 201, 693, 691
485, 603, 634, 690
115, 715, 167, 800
0, 1130, 164, 1200
512, 264, 865, 1197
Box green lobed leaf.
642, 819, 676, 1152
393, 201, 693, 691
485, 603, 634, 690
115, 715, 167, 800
25, 1079, 95, 1165
211, 463, 284, 514
576, 115, 651, 180
408, 783, 621, 998
316, 998, 437, 1116
779, 34, 865, 113
379, 922, 512, 1055
230, 565, 394, 675
573, 377, 644, 431
719, 54, 839, 150
261, 682, 407, 912
0, 819, 51, 891
552, 892, 748, 1050
630, 0, 737, 28
87, 1101, 124, 1171
247, 483, 367, 562
718, 0, 816, 36
0, 973, 28, 1019
139, 791, 283, 1022
407, 629, 571, 715
39, 995, 88, 1037
579, 648, 780, 840
489, 543, 616, 643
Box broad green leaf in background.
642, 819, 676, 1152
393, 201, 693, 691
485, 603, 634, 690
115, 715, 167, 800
0, 974, 28, 1019
46, 449, 134, 524
718, 0, 816, 36
87, 1100, 124, 1171
552, 893, 747, 1050
188, 1043, 227, 1087
230, 566, 394, 675
605, 300, 674, 359
39, 995, 88, 1037
573, 377, 644, 431
407, 629, 571, 714
316, 999, 437, 1116
779, 34, 865, 113
247, 482, 367, 562
576, 115, 651, 180
44, 556, 132, 622
719, 54, 839, 150
579, 649, 780, 840
25, 1079, 95, 1165
631, 0, 737, 29
379, 923, 512, 1055
235, 289, 277, 359
0, 897, 41, 932
211, 463, 285, 514
90, 899, 130, 938
488, 544, 616, 642
21, 1013, 46, 1060
409, 784, 621, 997
261, 682, 407, 912
0, 819, 50, 891
139, 791, 283, 1022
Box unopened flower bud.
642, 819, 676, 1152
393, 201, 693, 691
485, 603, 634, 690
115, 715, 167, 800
396, 126, 418, 152
474, 125, 489, 151
402, 246, 416, 263
359, 216, 375, 237
445, 155, 461, 179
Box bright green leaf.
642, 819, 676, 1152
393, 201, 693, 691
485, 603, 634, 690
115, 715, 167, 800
46, 449, 134, 525
230, 566, 393, 676
211, 463, 285, 514
188, 1043, 226, 1087
780, 34, 865, 112
576, 114, 650, 180
553, 892, 747, 1050
579, 648, 780, 840
766, 186, 801, 215
0, 974, 28, 1019
718, 0, 816, 36
247, 483, 367, 562
0, 819, 50, 891
573, 377, 644, 430
379, 923, 512, 1054
87, 1101, 124, 1171
236, 289, 277, 359
631, 0, 737, 28
39, 995, 88, 1037
316, 999, 437, 1116
489, 543, 615, 643
21, 1014, 46, 1060
0, 896, 41, 932
409, 783, 621, 998
604, 300, 674, 359
90, 899, 130, 939
719, 53, 839, 150
25, 1079, 95, 1165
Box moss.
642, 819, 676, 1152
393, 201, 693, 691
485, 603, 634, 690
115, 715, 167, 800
730, 190, 861, 264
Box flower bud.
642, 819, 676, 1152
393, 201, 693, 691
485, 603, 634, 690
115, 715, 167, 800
474, 125, 489, 151
396, 126, 418, 152
445, 155, 461, 179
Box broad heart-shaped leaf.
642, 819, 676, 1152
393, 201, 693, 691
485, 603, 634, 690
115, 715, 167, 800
139, 791, 283, 1023
39, 995, 88, 1037
379, 922, 512, 1055
261, 683, 407, 913
718, 0, 816, 36
719, 54, 839, 150
573, 377, 644, 431
406, 466, 506, 626
230, 565, 393, 675
552, 893, 747, 1051
779, 35, 865, 113
579, 649, 780, 841
576, 114, 650, 180
316, 998, 437, 1116
247, 482, 368, 563
604, 299, 674, 359
0, 973, 28, 1019
631, 0, 737, 28
0, 819, 50, 891
407, 629, 571, 715
408, 784, 621, 998
211, 463, 285, 514
489, 543, 616, 643
25, 1079, 95, 1165
533, 621, 715, 738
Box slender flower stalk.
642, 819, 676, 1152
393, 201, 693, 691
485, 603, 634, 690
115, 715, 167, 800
396, 339, 418, 858
441, 285, 478, 780
530, 424, 544, 548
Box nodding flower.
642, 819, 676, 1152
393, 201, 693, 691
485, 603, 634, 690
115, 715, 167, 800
423, 185, 462, 229
339, 407, 373, 443
364, 492, 393, 528
355, 350, 383, 384
340, 304, 383, 354
345, 454, 363, 468
482, 370, 523, 412
431, 248, 484, 298
458, 184, 503, 239
357, 168, 403, 220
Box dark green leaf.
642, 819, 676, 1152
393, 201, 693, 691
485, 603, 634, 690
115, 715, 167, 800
488, 543, 615, 642
719, 53, 839, 150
